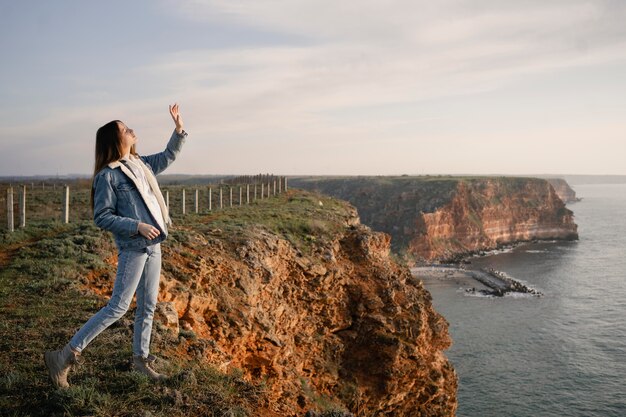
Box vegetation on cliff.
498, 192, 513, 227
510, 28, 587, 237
0, 189, 456, 416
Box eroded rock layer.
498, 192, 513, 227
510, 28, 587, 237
153, 191, 457, 416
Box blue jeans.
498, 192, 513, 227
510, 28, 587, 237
70, 243, 162, 358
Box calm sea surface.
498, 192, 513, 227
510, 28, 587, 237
418, 184, 626, 417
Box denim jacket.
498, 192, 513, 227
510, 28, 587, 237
93, 129, 187, 250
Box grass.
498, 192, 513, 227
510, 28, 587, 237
0, 220, 266, 417
169, 190, 354, 256
0, 187, 357, 417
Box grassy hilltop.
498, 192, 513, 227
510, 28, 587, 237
0, 185, 355, 417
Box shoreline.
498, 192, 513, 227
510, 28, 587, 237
411, 264, 543, 297
421, 237, 567, 265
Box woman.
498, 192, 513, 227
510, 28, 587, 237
44, 104, 188, 388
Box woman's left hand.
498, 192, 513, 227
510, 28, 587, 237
169, 103, 184, 134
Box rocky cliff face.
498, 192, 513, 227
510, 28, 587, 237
410, 178, 578, 262
545, 178, 579, 203
119, 191, 456, 416
289, 176, 578, 264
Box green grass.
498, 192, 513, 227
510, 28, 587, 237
0, 187, 358, 417
170, 190, 354, 255
0, 219, 266, 416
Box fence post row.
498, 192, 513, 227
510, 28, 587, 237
4, 175, 290, 232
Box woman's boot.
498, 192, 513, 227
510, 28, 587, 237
133, 354, 167, 380
44, 344, 81, 388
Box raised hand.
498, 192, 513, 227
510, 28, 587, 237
169, 103, 184, 134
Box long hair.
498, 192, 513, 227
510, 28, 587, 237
90, 120, 137, 210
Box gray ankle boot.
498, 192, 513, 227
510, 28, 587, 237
44, 344, 82, 389
133, 354, 167, 380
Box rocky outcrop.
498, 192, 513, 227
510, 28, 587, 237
289, 176, 578, 264
149, 191, 457, 416
544, 178, 580, 203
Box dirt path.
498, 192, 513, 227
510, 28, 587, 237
0, 243, 21, 270
0, 228, 68, 270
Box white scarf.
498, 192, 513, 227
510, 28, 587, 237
107, 156, 171, 229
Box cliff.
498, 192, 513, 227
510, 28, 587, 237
89, 190, 457, 416
544, 178, 580, 203
289, 176, 578, 264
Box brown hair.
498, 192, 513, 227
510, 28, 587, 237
90, 120, 137, 210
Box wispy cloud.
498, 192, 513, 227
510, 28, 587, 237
135, 0, 626, 138
1, 0, 625, 175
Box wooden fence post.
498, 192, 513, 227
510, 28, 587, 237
62, 185, 70, 224
279, 177, 282, 193
182, 189, 186, 215
273, 180, 276, 196
246, 184, 250, 205
219, 188, 223, 209
254, 184, 257, 201
239, 187, 242, 206
261, 183, 264, 200
229, 187, 233, 208
19, 185, 26, 228
195, 189, 199, 213
7, 187, 14, 232
267, 182, 270, 198
209, 187, 212, 211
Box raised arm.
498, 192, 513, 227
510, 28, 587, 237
140, 103, 188, 175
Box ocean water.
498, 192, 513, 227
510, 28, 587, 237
418, 184, 626, 417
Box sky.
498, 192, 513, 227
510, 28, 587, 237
1, 0, 625, 176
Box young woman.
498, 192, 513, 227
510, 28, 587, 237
44, 104, 188, 388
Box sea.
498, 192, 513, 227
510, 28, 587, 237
417, 182, 626, 417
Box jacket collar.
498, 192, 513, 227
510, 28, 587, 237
107, 157, 171, 227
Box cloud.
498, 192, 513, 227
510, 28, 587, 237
130, 0, 626, 138
9, 0, 626, 140
2, 0, 626, 175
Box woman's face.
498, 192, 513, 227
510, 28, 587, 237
117, 121, 136, 150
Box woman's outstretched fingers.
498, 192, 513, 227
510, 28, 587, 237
169, 103, 184, 133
